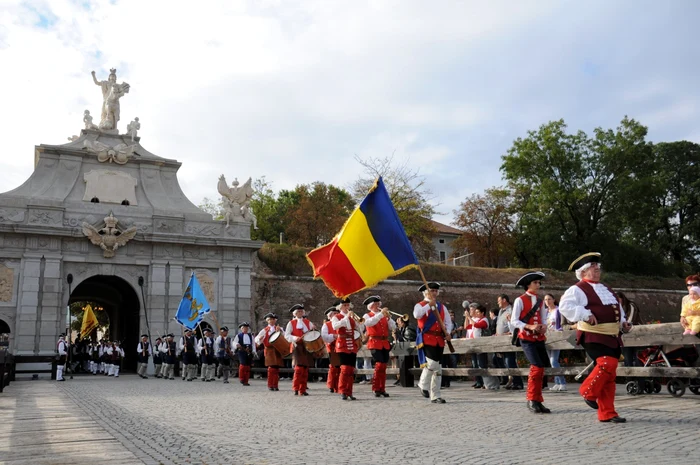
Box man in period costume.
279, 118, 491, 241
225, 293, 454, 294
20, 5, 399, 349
255, 313, 285, 391
332, 298, 363, 400
153, 337, 164, 378
363, 295, 396, 398
322, 304, 341, 393
179, 328, 198, 381
285, 304, 315, 396
414, 282, 452, 403
214, 326, 233, 384
56, 334, 68, 381
559, 253, 632, 423
510, 271, 551, 414
234, 323, 255, 386
137, 334, 152, 379
199, 328, 216, 382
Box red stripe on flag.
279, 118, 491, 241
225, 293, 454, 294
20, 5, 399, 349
307, 239, 366, 297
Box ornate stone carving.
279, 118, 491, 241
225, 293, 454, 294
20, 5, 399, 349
184, 223, 221, 236
91, 69, 130, 132
68, 135, 79, 142
83, 169, 138, 205
83, 109, 98, 130
194, 270, 215, 305
0, 264, 14, 302
84, 140, 137, 164
126, 117, 140, 141
82, 212, 137, 258
0, 209, 25, 223
28, 211, 61, 225
2, 235, 24, 249
217, 175, 258, 229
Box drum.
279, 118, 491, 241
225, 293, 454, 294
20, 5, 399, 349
269, 331, 291, 355
353, 329, 363, 349
302, 330, 324, 354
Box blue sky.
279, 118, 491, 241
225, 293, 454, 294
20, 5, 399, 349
1, 0, 699, 225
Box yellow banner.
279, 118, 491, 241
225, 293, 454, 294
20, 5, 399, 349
80, 304, 99, 338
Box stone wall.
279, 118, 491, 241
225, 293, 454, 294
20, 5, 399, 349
251, 271, 686, 329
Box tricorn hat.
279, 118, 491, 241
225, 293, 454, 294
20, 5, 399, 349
184, 328, 193, 333
238, 322, 250, 328
289, 304, 304, 314
515, 271, 546, 289
363, 295, 381, 305
220, 326, 229, 332
167, 333, 174, 338
568, 252, 601, 271
140, 334, 148, 338
325, 306, 339, 316
263, 312, 278, 320
418, 282, 441, 292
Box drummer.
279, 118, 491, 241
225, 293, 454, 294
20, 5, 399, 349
255, 313, 285, 392
322, 302, 341, 393
285, 304, 315, 396
363, 295, 396, 398
332, 297, 364, 401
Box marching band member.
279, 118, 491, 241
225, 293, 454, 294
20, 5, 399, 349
160, 334, 177, 380
109, 341, 124, 377
215, 326, 233, 384
179, 328, 198, 381
322, 304, 340, 393
255, 313, 285, 391
332, 298, 363, 400
56, 334, 68, 381
136, 334, 152, 379
153, 337, 164, 378
511, 271, 551, 414
199, 328, 216, 382
363, 295, 396, 398
234, 323, 255, 386
99, 339, 108, 375
90, 341, 99, 375
414, 282, 452, 403
285, 304, 315, 396
559, 253, 631, 423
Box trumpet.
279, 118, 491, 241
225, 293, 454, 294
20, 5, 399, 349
382, 308, 410, 322
348, 311, 364, 323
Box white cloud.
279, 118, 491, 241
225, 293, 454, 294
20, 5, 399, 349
1, 0, 699, 228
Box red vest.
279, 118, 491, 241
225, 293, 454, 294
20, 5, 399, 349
333, 313, 358, 354
325, 321, 337, 353
575, 281, 622, 349
366, 311, 390, 350
262, 326, 276, 347
417, 301, 445, 348
289, 318, 312, 338
517, 293, 546, 342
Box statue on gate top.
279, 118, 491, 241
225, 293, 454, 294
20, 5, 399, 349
217, 175, 258, 229
91, 68, 130, 132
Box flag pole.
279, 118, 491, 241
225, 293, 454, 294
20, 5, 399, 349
417, 266, 455, 353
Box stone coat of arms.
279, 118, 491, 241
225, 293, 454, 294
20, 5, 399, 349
82, 212, 137, 258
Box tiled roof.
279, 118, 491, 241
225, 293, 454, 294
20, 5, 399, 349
430, 219, 463, 235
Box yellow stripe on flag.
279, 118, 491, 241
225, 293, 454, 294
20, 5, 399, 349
337, 210, 395, 287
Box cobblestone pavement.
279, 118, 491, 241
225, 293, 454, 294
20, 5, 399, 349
8, 375, 699, 465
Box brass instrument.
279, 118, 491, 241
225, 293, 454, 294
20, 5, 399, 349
384, 309, 410, 322
348, 311, 364, 323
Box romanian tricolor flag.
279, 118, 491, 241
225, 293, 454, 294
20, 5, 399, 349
307, 177, 419, 297
80, 304, 99, 338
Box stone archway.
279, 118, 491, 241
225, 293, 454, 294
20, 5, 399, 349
69, 275, 140, 371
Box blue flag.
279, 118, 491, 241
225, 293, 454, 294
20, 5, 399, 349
175, 273, 211, 330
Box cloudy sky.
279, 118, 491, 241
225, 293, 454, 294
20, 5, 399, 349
1, 0, 698, 225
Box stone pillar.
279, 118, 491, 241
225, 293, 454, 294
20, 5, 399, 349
38, 256, 62, 354
149, 261, 168, 337
220, 265, 237, 329
167, 262, 185, 336
15, 254, 41, 355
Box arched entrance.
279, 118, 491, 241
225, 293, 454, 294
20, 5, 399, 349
70, 275, 140, 372
0, 318, 10, 350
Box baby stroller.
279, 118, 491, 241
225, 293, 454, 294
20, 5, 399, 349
626, 345, 700, 397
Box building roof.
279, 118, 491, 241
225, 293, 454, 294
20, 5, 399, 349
430, 219, 463, 236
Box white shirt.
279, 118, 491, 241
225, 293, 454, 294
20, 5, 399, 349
321, 321, 337, 343
331, 311, 365, 332
234, 333, 254, 350
285, 318, 314, 343
255, 325, 283, 345
57, 340, 67, 355
510, 292, 546, 332
467, 316, 487, 338
558, 282, 627, 324
136, 342, 152, 356
413, 301, 452, 332
363, 309, 397, 332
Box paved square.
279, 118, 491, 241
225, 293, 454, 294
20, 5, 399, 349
2, 375, 698, 464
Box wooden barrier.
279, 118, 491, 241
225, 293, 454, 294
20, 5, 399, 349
250, 323, 700, 381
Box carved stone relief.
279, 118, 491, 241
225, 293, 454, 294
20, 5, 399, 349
2, 235, 25, 249
154, 218, 183, 234
0, 264, 14, 302
184, 223, 221, 236
83, 169, 138, 205
194, 270, 216, 306
0, 209, 25, 223
28, 211, 62, 225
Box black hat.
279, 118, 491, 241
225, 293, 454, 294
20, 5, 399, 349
141, 334, 148, 338
263, 312, 278, 320
363, 296, 381, 305
238, 322, 250, 328
332, 299, 341, 306
325, 306, 339, 315
220, 326, 229, 332
338, 297, 351, 304
59, 333, 66, 338
515, 271, 546, 289
167, 333, 174, 338
203, 328, 213, 333
289, 304, 304, 314
184, 328, 193, 333
568, 252, 601, 271
418, 282, 441, 292
156, 337, 162, 341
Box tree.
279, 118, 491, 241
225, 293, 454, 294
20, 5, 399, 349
350, 154, 437, 260
283, 182, 355, 247
500, 117, 657, 272
249, 177, 287, 243
197, 197, 224, 220
452, 187, 516, 267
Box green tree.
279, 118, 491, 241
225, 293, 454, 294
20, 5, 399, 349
500, 117, 658, 272
283, 182, 355, 247
350, 154, 437, 260
198, 197, 224, 220
249, 177, 287, 243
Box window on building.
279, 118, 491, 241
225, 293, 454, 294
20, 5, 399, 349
439, 251, 446, 263
439, 239, 445, 244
